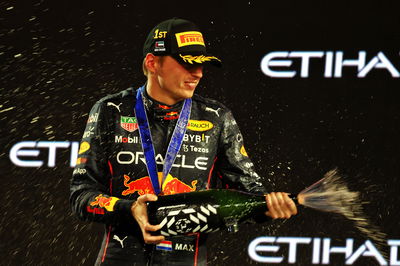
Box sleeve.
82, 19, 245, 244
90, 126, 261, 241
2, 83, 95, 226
215, 109, 268, 195
70, 101, 135, 225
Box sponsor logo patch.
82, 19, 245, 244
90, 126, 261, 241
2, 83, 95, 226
183, 133, 210, 143
78, 141, 90, 154
205, 107, 221, 117
76, 157, 88, 165
116, 151, 209, 170
155, 41, 166, 52
120, 116, 138, 132
107, 102, 122, 113
83, 126, 94, 138
187, 120, 213, 132
113, 235, 127, 248
182, 144, 209, 153
175, 31, 205, 47
240, 145, 248, 157
87, 113, 99, 124
73, 168, 87, 175
86, 206, 104, 215
115, 135, 139, 144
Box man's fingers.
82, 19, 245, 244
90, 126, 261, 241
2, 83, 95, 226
145, 222, 164, 232
275, 192, 290, 218
266, 194, 278, 219
143, 233, 165, 244
283, 193, 297, 215
266, 193, 283, 219
266, 192, 298, 219
137, 194, 158, 204
130, 194, 166, 244
142, 221, 165, 244
277, 193, 294, 218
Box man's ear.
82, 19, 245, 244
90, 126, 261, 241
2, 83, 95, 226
145, 53, 157, 74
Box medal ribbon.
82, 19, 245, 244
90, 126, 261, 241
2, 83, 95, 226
135, 85, 192, 195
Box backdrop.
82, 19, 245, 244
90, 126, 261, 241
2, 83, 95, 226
1, 1, 399, 265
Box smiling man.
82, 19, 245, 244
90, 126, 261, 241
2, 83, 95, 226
145, 55, 203, 105
70, 18, 297, 266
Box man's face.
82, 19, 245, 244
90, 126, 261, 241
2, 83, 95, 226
155, 56, 203, 103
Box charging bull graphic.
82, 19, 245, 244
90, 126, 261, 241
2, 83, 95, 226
90, 194, 119, 212
122, 173, 197, 196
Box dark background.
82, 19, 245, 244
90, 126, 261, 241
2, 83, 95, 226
1, 1, 399, 265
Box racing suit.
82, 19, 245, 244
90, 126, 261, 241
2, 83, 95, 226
70, 86, 267, 265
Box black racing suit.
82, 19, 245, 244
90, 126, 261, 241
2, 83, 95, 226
70, 86, 267, 265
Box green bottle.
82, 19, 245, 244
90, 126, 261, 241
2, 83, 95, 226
147, 189, 285, 236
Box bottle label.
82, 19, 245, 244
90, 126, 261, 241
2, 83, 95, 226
155, 203, 221, 236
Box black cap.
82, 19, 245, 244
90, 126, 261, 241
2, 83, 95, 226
143, 18, 222, 67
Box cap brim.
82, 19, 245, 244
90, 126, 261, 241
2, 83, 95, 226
173, 53, 222, 67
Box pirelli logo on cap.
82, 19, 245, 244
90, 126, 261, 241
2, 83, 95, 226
175, 31, 205, 47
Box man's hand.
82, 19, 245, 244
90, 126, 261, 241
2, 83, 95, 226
265, 192, 297, 219
131, 194, 165, 244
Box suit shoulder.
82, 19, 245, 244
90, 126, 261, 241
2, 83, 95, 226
192, 94, 230, 112
95, 87, 135, 105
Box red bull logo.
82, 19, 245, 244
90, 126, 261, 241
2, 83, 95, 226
122, 173, 197, 196
90, 194, 118, 211
161, 175, 197, 195
164, 111, 179, 120
122, 175, 155, 196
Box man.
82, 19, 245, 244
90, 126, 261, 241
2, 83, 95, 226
70, 18, 297, 265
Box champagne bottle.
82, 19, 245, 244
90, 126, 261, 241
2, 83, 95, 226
148, 189, 294, 236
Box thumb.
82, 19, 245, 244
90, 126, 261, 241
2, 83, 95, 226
139, 194, 158, 203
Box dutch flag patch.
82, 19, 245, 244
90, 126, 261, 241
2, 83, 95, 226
156, 240, 173, 251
